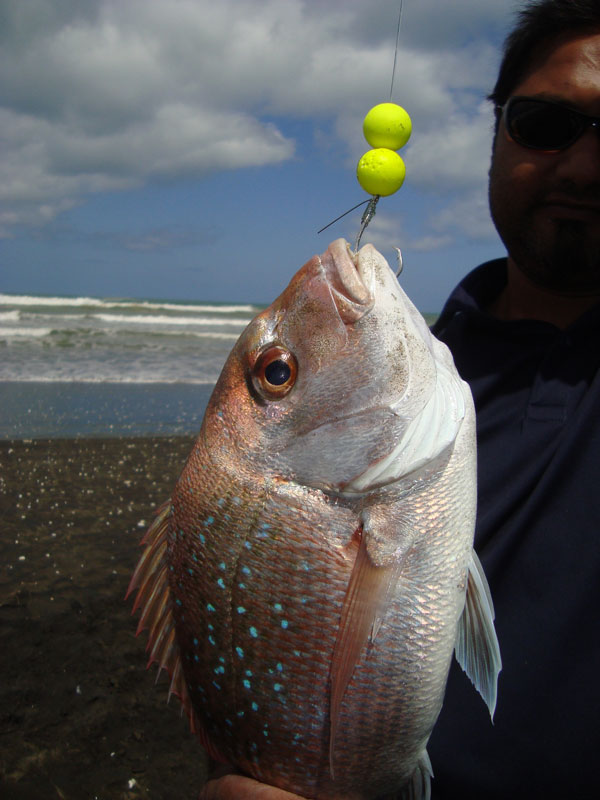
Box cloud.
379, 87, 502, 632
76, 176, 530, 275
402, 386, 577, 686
0, 0, 513, 238
406, 101, 496, 191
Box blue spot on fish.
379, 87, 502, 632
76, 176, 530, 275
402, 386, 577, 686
215, 666, 225, 675
251, 701, 259, 711
243, 679, 251, 689
217, 577, 226, 589
273, 602, 283, 612
198, 533, 206, 544
249, 626, 258, 638
206, 603, 216, 612
274, 683, 282, 692
276, 663, 283, 672
193, 638, 199, 646
281, 620, 289, 629
238, 583, 246, 590
219, 561, 226, 571
235, 646, 244, 659
208, 635, 216, 646
237, 606, 246, 614
242, 566, 251, 576
212, 681, 221, 691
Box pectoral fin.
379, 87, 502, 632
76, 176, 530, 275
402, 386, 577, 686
329, 525, 401, 774
454, 550, 502, 718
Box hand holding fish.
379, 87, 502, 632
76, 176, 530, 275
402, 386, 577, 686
199, 773, 307, 800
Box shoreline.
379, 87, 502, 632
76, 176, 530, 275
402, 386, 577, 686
0, 435, 208, 799
0, 382, 213, 440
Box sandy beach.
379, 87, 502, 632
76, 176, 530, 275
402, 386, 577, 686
0, 436, 210, 799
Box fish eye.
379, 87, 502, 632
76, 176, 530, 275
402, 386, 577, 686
252, 346, 298, 400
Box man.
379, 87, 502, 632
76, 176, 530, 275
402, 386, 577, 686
427, 1, 600, 797
201, 1, 600, 797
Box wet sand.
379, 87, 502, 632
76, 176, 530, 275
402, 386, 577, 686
0, 436, 209, 799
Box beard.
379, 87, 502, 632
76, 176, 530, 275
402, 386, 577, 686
515, 217, 600, 292
489, 168, 600, 295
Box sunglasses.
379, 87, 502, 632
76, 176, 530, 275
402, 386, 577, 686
500, 96, 600, 151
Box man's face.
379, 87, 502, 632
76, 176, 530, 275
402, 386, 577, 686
489, 33, 600, 295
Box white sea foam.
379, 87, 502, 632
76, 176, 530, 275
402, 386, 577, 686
0, 310, 20, 321
93, 313, 251, 327
0, 293, 258, 314
0, 291, 247, 387
0, 326, 52, 338
0, 293, 109, 308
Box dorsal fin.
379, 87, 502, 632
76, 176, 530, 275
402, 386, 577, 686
127, 502, 223, 760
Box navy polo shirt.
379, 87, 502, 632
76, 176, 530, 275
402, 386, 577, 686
428, 259, 600, 799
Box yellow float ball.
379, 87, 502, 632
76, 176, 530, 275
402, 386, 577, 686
357, 148, 406, 196
363, 103, 412, 150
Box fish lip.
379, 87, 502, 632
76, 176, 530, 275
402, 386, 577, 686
324, 239, 375, 323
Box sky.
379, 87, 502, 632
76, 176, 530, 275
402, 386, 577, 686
0, 0, 519, 311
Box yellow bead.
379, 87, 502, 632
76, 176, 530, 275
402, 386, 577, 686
357, 149, 406, 196
363, 103, 412, 150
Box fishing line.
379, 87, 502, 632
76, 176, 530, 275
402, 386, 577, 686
318, 0, 407, 251
389, 0, 404, 102
317, 199, 371, 235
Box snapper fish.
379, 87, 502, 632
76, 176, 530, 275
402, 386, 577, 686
128, 239, 501, 800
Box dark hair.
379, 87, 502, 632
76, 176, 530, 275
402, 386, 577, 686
489, 0, 600, 108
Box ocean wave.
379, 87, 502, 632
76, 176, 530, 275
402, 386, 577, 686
0, 326, 52, 338
0, 293, 258, 314
93, 313, 251, 327
0, 310, 20, 321
0, 327, 241, 344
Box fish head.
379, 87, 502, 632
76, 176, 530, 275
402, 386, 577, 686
203, 238, 471, 493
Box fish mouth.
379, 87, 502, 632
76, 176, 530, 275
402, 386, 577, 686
323, 239, 375, 323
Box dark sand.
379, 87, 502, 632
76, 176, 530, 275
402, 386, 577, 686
0, 436, 210, 799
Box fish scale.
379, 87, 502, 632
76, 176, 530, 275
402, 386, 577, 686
169, 445, 359, 790
128, 239, 501, 800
